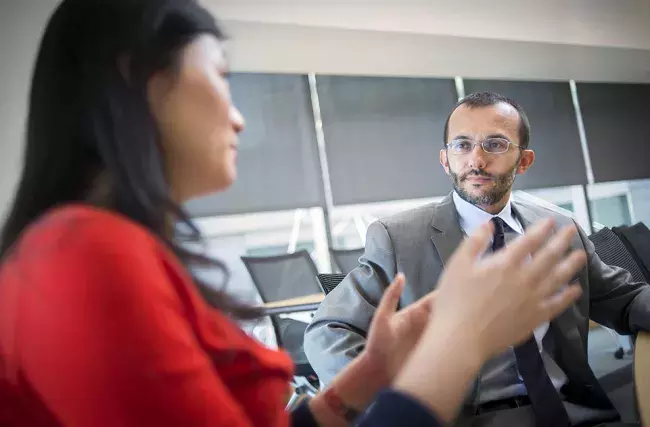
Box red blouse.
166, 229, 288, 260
0, 205, 294, 426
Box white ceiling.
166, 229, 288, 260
203, 0, 650, 82
1, 0, 649, 219
205, 0, 650, 50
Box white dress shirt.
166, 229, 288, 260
452, 191, 567, 403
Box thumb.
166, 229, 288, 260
376, 273, 405, 317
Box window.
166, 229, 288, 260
246, 241, 315, 257
590, 195, 632, 228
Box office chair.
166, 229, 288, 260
589, 226, 647, 358
330, 248, 364, 274
591, 226, 647, 284
612, 223, 650, 281
316, 273, 347, 295
241, 250, 322, 407
241, 249, 323, 304
269, 314, 319, 410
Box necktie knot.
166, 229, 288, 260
491, 217, 507, 252
491, 217, 507, 234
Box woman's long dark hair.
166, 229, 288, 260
0, 0, 257, 318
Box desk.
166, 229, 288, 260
635, 331, 650, 425
262, 293, 325, 315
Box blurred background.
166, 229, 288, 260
2, 1, 650, 294
197, 1, 650, 302
2, 1, 650, 406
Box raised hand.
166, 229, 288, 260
393, 219, 585, 422
432, 218, 584, 359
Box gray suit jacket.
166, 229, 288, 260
304, 193, 650, 417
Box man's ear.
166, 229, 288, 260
516, 149, 535, 175
440, 149, 451, 175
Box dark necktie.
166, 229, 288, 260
491, 217, 571, 427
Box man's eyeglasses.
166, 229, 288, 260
446, 138, 522, 155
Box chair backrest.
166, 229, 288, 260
268, 315, 315, 378
269, 315, 308, 361
241, 249, 322, 303
316, 273, 347, 295
612, 222, 650, 281
330, 248, 364, 274
589, 226, 647, 283
589, 226, 644, 422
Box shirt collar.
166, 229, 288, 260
452, 191, 523, 236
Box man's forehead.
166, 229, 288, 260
448, 103, 520, 135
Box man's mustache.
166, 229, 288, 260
460, 169, 495, 181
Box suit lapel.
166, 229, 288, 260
430, 193, 465, 266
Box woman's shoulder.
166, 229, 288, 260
0, 204, 188, 310
13, 204, 161, 260
0, 204, 175, 286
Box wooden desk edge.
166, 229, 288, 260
262, 293, 325, 309
635, 331, 650, 425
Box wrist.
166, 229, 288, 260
356, 350, 392, 387
309, 353, 388, 427
392, 320, 485, 422
425, 320, 485, 372
309, 349, 392, 427
426, 313, 487, 369
321, 387, 362, 423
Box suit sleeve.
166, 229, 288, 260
577, 221, 650, 334
303, 221, 398, 384
16, 223, 265, 427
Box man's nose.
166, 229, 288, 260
467, 143, 487, 170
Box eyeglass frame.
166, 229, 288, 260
445, 137, 524, 155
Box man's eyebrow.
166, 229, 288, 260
450, 135, 471, 140
486, 133, 511, 140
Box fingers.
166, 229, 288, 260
500, 218, 555, 264
523, 224, 579, 284
376, 273, 405, 316
540, 284, 583, 321
452, 222, 493, 263
536, 250, 587, 299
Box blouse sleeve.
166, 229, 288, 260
13, 216, 265, 426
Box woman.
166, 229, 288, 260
0, 0, 585, 425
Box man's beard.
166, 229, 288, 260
449, 161, 519, 207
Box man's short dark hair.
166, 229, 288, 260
443, 92, 531, 149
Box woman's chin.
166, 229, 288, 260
215, 169, 236, 193
184, 166, 237, 201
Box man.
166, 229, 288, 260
304, 92, 650, 426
